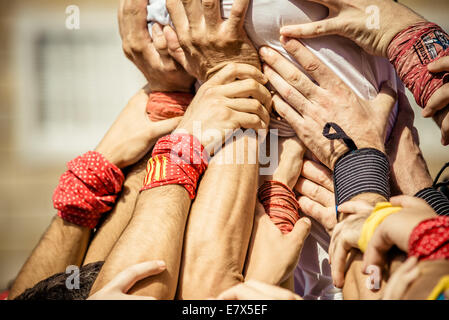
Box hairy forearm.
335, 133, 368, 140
83, 153, 150, 265
176, 134, 259, 299
9, 216, 90, 299
89, 185, 191, 299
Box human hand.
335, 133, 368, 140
328, 200, 374, 288
426, 57, 449, 145
175, 63, 272, 154
166, 0, 260, 81
215, 280, 302, 300
261, 38, 396, 169
382, 256, 420, 300
118, 0, 195, 92
362, 196, 437, 274
88, 260, 166, 300
96, 86, 182, 168
245, 176, 311, 285
280, 0, 424, 58
271, 137, 306, 189
295, 159, 336, 235
386, 91, 433, 196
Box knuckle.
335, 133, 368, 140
122, 43, 132, 57
246, 79, 260, 91
304, 61, 321, 73
287, 71, 304, 86
283, 87, 296, 100
202, 0, 215, 8
225, 62, 239, 76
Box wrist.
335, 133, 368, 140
382, 8, 426, 58
333, 148, 390, 206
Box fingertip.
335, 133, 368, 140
301, 217, 312, 226
155, 260, 166, 268
421, 108, 431, 118
427, 61, 436, 72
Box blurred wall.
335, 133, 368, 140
0, 0, 448, 291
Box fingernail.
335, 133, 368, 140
302, 217, 311, 226
280, 26, 291, 34
156, 260, 166, 267
153, 24, 163, 36
259, 46, 271, 57
421, 109, 430, 118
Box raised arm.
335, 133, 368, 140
89, 64, 271, 299
9, 85, 178, 299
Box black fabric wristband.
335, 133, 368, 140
415, 187, 449, 216
333, 148, 390, 205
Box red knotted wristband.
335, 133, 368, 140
388, 22, 449, 108
409, 216, 449, 261
146, 92, 193, 122
258, 180, 301, 234
140, 133, 208, 199
53, 151, 125, 229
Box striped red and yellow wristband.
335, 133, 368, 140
140, 133, 209, 199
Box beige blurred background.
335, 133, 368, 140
0, 0, 448, 291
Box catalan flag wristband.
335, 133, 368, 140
140, 133, 209, 199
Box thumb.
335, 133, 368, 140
287, 217, 312, 250
280, 18, 340, 39
427, 56, 449, 73
151, 116, 182, 137
372, 81, 397, 135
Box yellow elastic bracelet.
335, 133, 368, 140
427, 275, 449, 300
358, 202, 402, 253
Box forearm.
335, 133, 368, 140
177, 134, 259, 299
89, 185, 191, 299
9, 216, 90, 299
83, 153, 150, 265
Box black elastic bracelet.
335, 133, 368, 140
415, 187, 449, 216
322, 122, 390, 206
415, 161, 449, 216
333, 148, 390, 205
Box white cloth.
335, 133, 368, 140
146, 0, 403, 300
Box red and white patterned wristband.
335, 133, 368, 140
53, 151, 125, 229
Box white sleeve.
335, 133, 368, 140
147, 0, 171, 34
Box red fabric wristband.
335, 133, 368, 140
388, 22, 449, 108
258, 180, 301, 234
52, 151, 125, 229
146, 92, 193, 122
140, 133, 208, 199
409, 216, 449, 261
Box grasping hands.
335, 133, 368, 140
119, 0, 195, 92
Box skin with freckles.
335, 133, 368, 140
260, 38, 396, 170
165, 0, 260, 80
